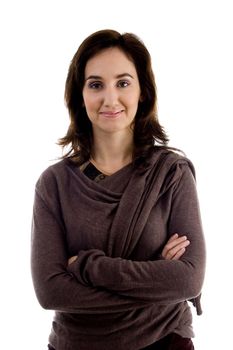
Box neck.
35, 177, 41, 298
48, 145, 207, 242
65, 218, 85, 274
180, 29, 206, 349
91, 130, 134, 173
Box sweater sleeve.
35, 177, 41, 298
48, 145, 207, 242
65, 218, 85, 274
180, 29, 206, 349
68, 164, 206, 305
31, 176, 148, 314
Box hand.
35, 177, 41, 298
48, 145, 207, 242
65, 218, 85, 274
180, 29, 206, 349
162, 234, 190, 260
68, 255, 78, 265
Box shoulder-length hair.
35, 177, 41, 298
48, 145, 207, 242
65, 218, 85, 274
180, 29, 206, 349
59, 29, 169, 165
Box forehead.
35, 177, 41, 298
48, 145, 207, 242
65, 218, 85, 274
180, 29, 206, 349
84, 47, 137, 77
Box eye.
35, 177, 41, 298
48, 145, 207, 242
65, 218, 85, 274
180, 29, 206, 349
88, 81, 103, 89
117, 80, 130, 88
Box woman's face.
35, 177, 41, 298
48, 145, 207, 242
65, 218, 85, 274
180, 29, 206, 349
82, 47, 141, 136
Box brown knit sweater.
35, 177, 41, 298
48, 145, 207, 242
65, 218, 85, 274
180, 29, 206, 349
31, 149, 206, 350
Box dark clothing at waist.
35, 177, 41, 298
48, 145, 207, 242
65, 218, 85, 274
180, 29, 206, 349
141, 333, 194, 349
48, 333, 194, 350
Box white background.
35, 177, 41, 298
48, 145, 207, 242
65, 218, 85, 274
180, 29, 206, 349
1, 0, 232, 349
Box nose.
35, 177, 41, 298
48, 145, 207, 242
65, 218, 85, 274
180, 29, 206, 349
103, 86, 119, 107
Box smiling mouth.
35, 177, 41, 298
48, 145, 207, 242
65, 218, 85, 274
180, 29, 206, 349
99, 110, 124, 118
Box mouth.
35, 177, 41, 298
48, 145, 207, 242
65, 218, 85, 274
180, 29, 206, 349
99, 110, 124, 118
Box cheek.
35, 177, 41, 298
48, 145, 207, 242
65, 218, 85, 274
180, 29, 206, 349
126, 89, 140, 105
83, 93, 101, 110
126, 94, 140, 113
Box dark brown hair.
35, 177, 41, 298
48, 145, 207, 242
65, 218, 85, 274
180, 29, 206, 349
59, 29, 170, 165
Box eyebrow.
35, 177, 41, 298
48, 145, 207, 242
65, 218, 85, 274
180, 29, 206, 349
85, 73, 134, 81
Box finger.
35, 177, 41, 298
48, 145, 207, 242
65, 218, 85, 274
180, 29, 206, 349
171, 238, 190, 252
163, 240, 190, 259
163, 234, 187, 252
172, 248, 186, 260
162, 236, 188, 257
166, 235, 188, 250
166, 233, 179, 244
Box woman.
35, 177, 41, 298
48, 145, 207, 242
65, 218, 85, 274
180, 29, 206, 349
31, 29, 206, 350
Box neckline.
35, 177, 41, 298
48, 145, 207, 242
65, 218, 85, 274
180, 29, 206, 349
89, 158, 133, 177
83, 161, 107, 182
65, 157, 134, 190
89, 159, 112, 176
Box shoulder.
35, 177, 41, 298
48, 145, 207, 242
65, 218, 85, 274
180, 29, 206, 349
36, 159, 66, 183
168, 150, 195, 178
163, 150, 197, 196
150, 147, 195, 177
148, 147, 197, 196
35, 159, 71, 197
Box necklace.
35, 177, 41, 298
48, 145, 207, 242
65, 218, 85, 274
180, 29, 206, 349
89, 157, 113, 176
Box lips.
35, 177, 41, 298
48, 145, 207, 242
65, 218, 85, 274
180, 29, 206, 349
99, 110, 124, 118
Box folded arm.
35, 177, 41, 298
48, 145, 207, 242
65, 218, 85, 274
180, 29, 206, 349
31, 190, 148, 314
68, 165, 206, 305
